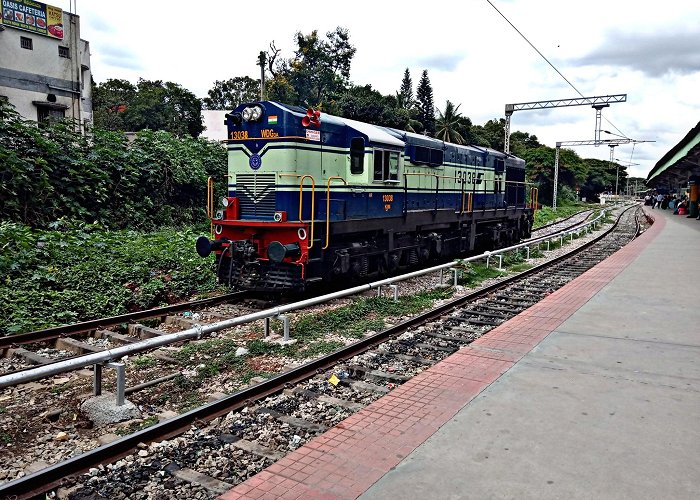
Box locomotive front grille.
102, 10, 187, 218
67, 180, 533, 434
236, 173, 276, 218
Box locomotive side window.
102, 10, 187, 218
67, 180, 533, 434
494, 158, 505, 173
415, 146, 430, 164
350, 137, 365, 174
374, 151, 383, 181
430, 149, 444, 166
373, 150, 400, 182
412, 146, 443, 167
388, 151, 399, 181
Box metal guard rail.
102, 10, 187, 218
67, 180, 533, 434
0, 206, 621, 390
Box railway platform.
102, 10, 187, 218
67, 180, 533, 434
220, 206, 700, 500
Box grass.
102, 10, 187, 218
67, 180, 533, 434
114, 415, 159, 436
132, 356, 158, 368
456, 263, 506, 287
177, 392, 205, 412
164, 288, 455, 390
533, 204, 597, 229
508, 262, 533, 273
289, 288, 454, 341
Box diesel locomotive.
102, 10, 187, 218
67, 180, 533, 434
196, 101, 536, 292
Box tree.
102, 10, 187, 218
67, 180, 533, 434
124, 80, 204, 138
509, 131, 541, 156
398, 68, 413, 110
92, 79, 204, 137
436, 101, 466, 144
92, 79, 137, 131
281, 27, 356, 107
580, 158, 620, 201
336, 85, 410, 129
415, 70, 435, 135
203, 77, 260, 110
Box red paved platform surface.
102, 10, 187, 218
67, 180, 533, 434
220, 212, 663, 500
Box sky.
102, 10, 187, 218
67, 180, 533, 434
53, 0, 700, 180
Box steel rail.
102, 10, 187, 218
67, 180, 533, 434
0, 292, 249, 350
0, 206, 639, 500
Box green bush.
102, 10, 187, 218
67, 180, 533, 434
0, 222, 218, 334
0, 100, 226, 230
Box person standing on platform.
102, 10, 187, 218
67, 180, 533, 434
654, 193, 663, 209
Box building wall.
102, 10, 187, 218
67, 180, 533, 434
0, 10, 92, 130
201, 110, 228, 142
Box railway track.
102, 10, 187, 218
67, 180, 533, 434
0, 205, 645, 499
0, 208, 598, 380
530, 208, 596, 238
0, 292, 250, 351
0, 292, 271, 383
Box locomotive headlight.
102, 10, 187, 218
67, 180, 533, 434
250, 105, 263, 121
221, 197, 230, 207
241, 105, 263, 122
273, 211, 287, 222
214, 210, 224, 220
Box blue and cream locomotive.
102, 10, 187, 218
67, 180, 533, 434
196, 101, 535, 292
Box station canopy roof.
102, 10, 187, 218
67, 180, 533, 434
646, 121, 700, 188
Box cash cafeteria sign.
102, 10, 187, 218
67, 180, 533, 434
1, 0, 63, 39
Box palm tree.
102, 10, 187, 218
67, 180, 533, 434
436, 100, 466, 144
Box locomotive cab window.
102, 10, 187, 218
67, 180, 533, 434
373, 149, 399, 182
350, 137, 365, 174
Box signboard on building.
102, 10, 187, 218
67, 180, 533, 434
1, 0, 63, 40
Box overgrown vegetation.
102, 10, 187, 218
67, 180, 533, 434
0, 222, 218, 334
456, 263, 506, 287
0, 100, 226, 230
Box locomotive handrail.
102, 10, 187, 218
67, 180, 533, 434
461, 191, 473, 214
298, 175, 316, 249
323, 176, 347, 250
207, 176, 214, 239
530, 187, 539, 211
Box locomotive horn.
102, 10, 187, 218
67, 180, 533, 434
301, 116, 311, 127
267, 241, 301, 263
196, 237, 226, 257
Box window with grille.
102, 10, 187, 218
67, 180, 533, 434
58, 46, 70, 58
20, 37, 33, 50
37, 107, 65, 124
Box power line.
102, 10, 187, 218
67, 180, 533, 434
485, 0, 628, 138
485, 0, 584, 97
